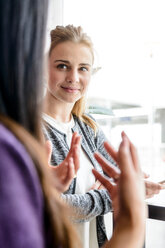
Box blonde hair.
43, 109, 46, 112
49, 25, 97, 133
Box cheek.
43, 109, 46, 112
48, 75, 58, 92
48, 80, 56, 91
49, 69, 58, 82
82, 76, 90, 91
48, 70, 62, 89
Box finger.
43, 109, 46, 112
92, 169, 115, 194
122, 131, 140, 172
118, 135, 134, 175
146, 190, 160, 199
65, 132, 78, 162
68, 132, 78, 155
143, 172, 150, 179
65, 134, 81, 174
45, 140, 52, 164
94, 152, 120, 180
159, 182, 165, 189
71, 132, 81, 147
73, 144, 80, 173
63, 158, 75, 186
90, 180, 102, 190
98, 184, 105, 190
145, 180, 163, 191
74, 134, 81, 146
160, 184, 165, 189
158, 179, 165, 184
146, 194, 155, 199
144, 181, 162, 198
71, 134, 81, 173
104, 141, 118, 162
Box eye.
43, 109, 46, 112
57, 64, 68, 70
79, 67, 88, 72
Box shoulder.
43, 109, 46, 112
0, 124, 44, 247
73, 114, 105, 139
73, 113, 96, 133
0, 124, 30, 164
42, 118, 65, 140
0, 124, 43, 207
0, 124, 38, 178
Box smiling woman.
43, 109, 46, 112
42, 23, 163, 248
47, 41, 93, 107
42, 25, 116, 248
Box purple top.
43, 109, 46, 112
0, 124, 45, 247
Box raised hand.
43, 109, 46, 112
144, 179, 163, 198
92, 132, 147, 248
45, 132, 81, 192
93, 147, 120, 220
142, 172, 164, 198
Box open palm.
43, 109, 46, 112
45, 132, 81, 192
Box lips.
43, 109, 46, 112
61, 86, 80, 93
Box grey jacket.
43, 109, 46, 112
43, 115, 115, 247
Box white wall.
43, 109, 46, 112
63, 0, 165, 108
45, 0, 64, 52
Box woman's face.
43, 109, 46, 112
47, 41, 93, 104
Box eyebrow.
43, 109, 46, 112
80, 63, 92, 67
54, 60, 70, 64
54, 60, 92, 67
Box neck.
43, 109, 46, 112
43, 91, 74, 123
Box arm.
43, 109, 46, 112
59, 128, 113, 222
61, 188, 112, 222
0, 138, 44, 248
43, 123, 113, 222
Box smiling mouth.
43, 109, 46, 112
61, 86, 80, 93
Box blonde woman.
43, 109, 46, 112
43, 25, 158, 247
43, 25, 114, 248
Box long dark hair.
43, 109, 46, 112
0, 1, 80, 247
0, 0, 47, 139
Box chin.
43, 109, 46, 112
66, 99, 79, 104
63, 96, 81, 104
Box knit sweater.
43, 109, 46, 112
43, 115, 115, 247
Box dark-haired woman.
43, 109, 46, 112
0, 1, 79, 247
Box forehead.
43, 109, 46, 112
50, 41, 93, 65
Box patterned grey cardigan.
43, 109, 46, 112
43, 115, 115, 247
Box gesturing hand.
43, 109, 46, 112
92, 132, 146, 225
93, 132, 147, 248
45, 132, 81, 192
142, 172, 164, 199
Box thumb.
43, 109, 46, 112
143, 171, 150, 179
45, 140, 52, 164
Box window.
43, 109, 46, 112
48, 1, 165, 246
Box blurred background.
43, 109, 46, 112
46, 1, 165, 246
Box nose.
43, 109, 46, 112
66, 69, 79, 83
